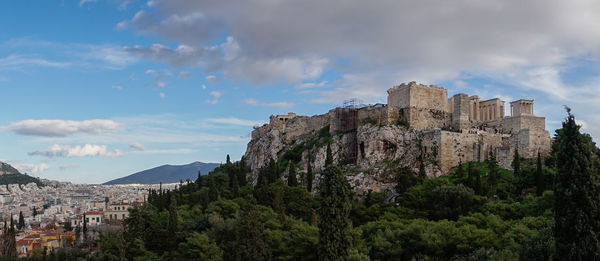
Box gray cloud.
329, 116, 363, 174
129, 142, 146, 151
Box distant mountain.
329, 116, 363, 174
104, 161, 220, 185
0, 161, 44, 186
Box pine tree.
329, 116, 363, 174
268, 158, 280, 184
287, 161, 298, 187
513, 147, 521, 177
236, 204, 272, 261
226, 154, 231, 165
325, 143, 333, 167
18, 211, 24, 230
535, 151, 544, 196
554, 108, 600, 259
318, 165, 352, 261
306, 159, 314, 193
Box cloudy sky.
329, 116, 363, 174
1, 0, 599, 183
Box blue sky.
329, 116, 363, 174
0, 0, 599, 183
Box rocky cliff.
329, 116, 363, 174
244, 122, 441, 199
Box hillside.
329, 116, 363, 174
103, 161, 220, 185
0, 161, 44, 187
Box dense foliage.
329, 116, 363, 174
0, 174, 43, 187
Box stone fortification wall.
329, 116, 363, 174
396, 107, 451, 130
357, 104, 388, 126
452, 94, 470, 130
438, 131, 506, 173
486, 115, 546, 134
280, 114, 331, 143
387, 82, 449, 112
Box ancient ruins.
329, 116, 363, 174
245, 82, 551, 183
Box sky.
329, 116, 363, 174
0, 0, 599, 184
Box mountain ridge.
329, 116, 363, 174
103, 161, 220, 185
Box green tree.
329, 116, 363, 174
63, 221, 73, 232
430, 184, 474, 220
32, 207, 38, 217
318, 165, 352, 261
535, 151, 544, 196
306, 160, 314, 193
208, 177, 219, 202
487, 151, 498, 197
236, 204, 272, 261
513, 146, 521, 177
554, 108, 600, 259
177, 232, 223, 261
418, 155, 427, 183
167, 194, 179, 252
325, 143, 333, 167
18, 211, 24, 229
226, 154, 231, 165
287, 161, 298, 187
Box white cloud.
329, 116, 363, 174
3, 119, 120, 137
159, 92, 166, 99
0, 54, 71, 70
201, 84, 207, 90
112, 85, 123, 91
14, 163, 49, 175
206, 117, 262, 127
59, 164, 79, 171
79, 0, 97, 7
128, 142, 146, 151
205, 75, 220, 83
244, 98, 294, 109
177, 71, 194, 79
29, 144, 123, 158
145, 69, 172, 88
129, 148, 197, 154
296, 81, 328, 89
206, 91, 222, 104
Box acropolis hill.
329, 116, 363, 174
244, 82, 551, 196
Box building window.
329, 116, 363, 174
85, 218, 89, 223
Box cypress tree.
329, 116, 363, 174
487, 151, 498, 197
18, 211, 24, 230
455, 159, 465, 180
318, 165, 352, 261
226, 154, 231, 165
554, 108, 600, 259
513, 147, 521, 177
167, 194, 179, 252
287, 161, 298, 187
418, 154, 427, 183
208, 177, 219, 202
268, 158, 280, 184
239, 157, 248, 185
232, 173, 240, 198
325, 143, 333, 167
306, 159, 314, 193
474, 170, 482, 195
535, 151, 544, 196
467, 162, 474, 188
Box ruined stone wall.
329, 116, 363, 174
281, 114, 331, 143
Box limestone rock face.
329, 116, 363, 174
244, 129, 285, 175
